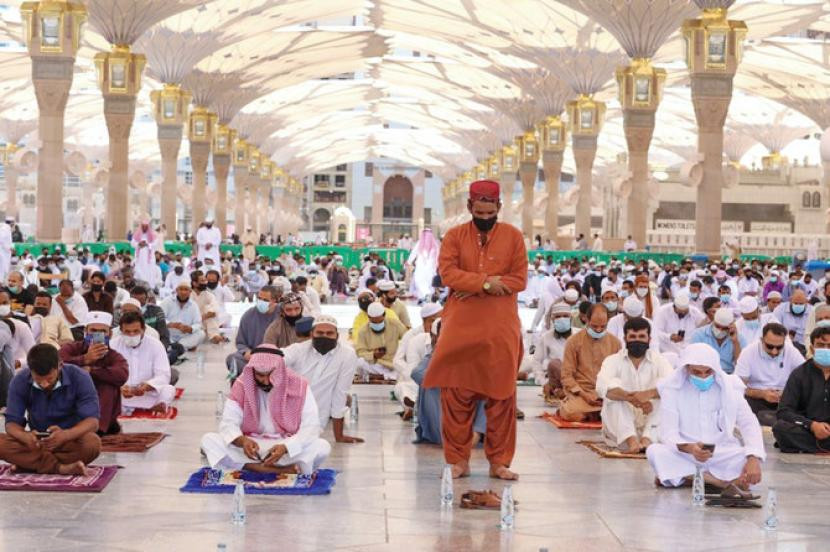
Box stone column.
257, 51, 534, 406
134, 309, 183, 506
542, 150, 564, 238
371, 168, 384, 241
190, 141, 210, 226
499, 171, 516, 224
573, 135, 598, 239
4, 146, 19, 219
103, 98, 135, 240
623, 113, 656, 247
234, 165, 249, 234
158, 126, 182, 233
213, 154, 230, 235
519, 161, 536, 237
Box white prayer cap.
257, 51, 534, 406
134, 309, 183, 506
600, 283, 617, 297
770, 270, 779, 276
767, 291, 782, 300
739, 296, 758, 315
564, 289, 579, 303
714, 307, 734, 326
377, 280, 395, 292
680, 342, 721, 371
710, 264, 719, 271
550, 302, 571, 316
420, 303, 443, 319
85, 311, 113, 327
367, 302, 385, 317
176, 280, 192, 290
623, 296, 644, 317
121, 298, 141, 310
673, 293, 690, 309
312, 314, 338, 329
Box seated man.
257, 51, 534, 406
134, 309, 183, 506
773, 289, 812, 347
190, 270, 225, 344
30, 291, 73, 349
262, 292, 304, 348
647, 343, 764, 495
0, 291, 35, 368
735, 322, 804, 426
525, 303, 578, 401
110, 311, 175, 414
352, 290, 399, 337
355, 302, 408, 381
50, 278, 88, 341
5, 270, 35, 316
206, 269, 234, 328
58, 312, 129, 435
607, 296, 658, 353
225, 286, 281, 377
735, 296, 778, 345
377, 280, 411, 329
392, 303, 443, 418
557, 304, 621, 422
690, 307, 746, 375
282, 315, 363, 444
201, 345, 331, 474
596, 317, 673, 453
294, 316, 314, 343
82, 271, 114, 315
772, 326, 830, 453
653, 294, 703, 355
0, 344, 101, 475
159, 281, 206, 351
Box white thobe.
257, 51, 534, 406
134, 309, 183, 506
110, 334, 174, 410
49, 292, 88, 329
773, 303, 812, 345
6, 317, 34, 367
737, 277, 760, 299
653, 303, 705, 355
64, 259, 84, 284
391, 330, 430, 408
163, 271, 189, 297
647, 373, 766, 486
210, 285, 235, 327
735, 312, 778, 345
282, 340, 357, 426
607, 314, 659, 353
0, 222, 11, 282
521, 329, 573, 383
201, 389, 330, 474
596, 349, 673, 447
196, 226, 222, 264
734, 340, 804, 390
131, 230, 156, 287
160, 296, 205, 348
302, 287, 322, 316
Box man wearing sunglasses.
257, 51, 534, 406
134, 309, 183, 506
735, 323, 804, 426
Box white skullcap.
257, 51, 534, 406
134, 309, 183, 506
377, 280, 396, 292
420, 302, 443, 319
739, 296, 758, 315
176, 280, 191, 290
714, 308, 734, 326
623, 296, 644, 317
767, 291, 782, 300
312, 314, 338, 328
673, 293, 690, 309
366, 302, 385, 317
770, 270, 779, 276
550, 302, 572, 316
121, 298, 141, 310
681, 342, 721, 372
600, 283, 617, 296
564, 289, 579, 303
85, 311, 113, 326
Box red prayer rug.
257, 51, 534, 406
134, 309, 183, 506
118, 406, 178, 421
539, 411, 602, 430
0, 464, 119, 493
101, 432, 167, 453
174, 387, 185, 400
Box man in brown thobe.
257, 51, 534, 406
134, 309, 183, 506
424, 179, 527, 480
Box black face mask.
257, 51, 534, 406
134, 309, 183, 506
91, 284, 103, 293
626, 340, 649, 359
358, 299, 372, 312
385, 294, 397, 304
33, 307, 49, 317
194, 283, 207, 291
472, 216, 497, 232
284, 313, 301, 326
206, 281, 219, 290
255, 380, 273, 393
312, 336, 338, 355
174, 267, 184, 275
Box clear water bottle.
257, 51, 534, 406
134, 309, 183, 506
500, 485, 515, 531
196, 350, 205, 379
692, 465, 705, 506
231, 480, 246, 525
763, 488, 778, 530
215, 391, 225, 419
349, 393, 359, 423
440, 464, 454, 506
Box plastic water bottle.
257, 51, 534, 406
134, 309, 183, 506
440, 465, 454, 506
231, 480, 246, 525
763, 488, 778, 530
196, 350, 205, 379
215, 391, 225, 419
349, 393, 359, 423
500, 485, 515, 530
692, 465, 705, 506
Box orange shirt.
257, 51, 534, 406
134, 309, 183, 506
423, 221, 527, 400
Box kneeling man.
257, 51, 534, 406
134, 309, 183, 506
647, 343, 765, 495
201, 345, 330, 474
596, 317, 673, 453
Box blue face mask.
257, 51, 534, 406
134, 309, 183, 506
256, 299, 270, 314
620, 290, 629, 299
604, 301, 618, 312
770, 277, 778, 283
814, 348, 830, 366
369, 321, 386, 332
553, 318, 571, 333
719, 294, 730, 304
817, 319, 830, 328
690, 293, 699, 300
690, 374, 715, 392
586, 327, 606, 340
792, 304, 806, 315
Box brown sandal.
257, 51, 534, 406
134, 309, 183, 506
459, 490, 519, 510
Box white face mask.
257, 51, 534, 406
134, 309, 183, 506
636, 288, 648, 298
122, 334, 143, 348
0, 305, 11, 317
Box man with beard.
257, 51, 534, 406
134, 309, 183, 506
378, 280, 411, 329
195, 218, 222, 266
159, 281, 205, 351
355, 302, 407, 382
262, 293, 304, 348
190, 270, 225, 344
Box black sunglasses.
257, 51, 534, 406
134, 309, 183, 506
762, 342, 784, 352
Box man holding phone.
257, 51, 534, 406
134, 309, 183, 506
0, 344, 101, 475
690, 307, 746, 374
354, 302, 407, 382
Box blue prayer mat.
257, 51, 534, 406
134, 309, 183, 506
179, 468, 337, 495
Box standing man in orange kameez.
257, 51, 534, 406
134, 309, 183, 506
424, 179, 527, 480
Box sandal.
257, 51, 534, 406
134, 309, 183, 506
705, 497, 762, 509
460, 490, 520, 508
705, 483, 760, 501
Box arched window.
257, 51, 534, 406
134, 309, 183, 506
813, 191, 821, 208
802, 191, 811, 208
338, 224, 347, 243
383, 175, 414, 220
312, 208, 331, 232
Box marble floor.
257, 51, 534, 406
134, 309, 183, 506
2, 302, 830, 552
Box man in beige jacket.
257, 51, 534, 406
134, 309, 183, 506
30, 291, 73, 349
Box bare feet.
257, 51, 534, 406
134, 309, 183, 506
58, 461, 88, 476
150, 403, 168, 414
401, 407, 413, 421
639, 438, 652, 452
450, 461, 470, 479
489, 464, 519, 481
243, 462, 300, 475
620, 436, 641, 454
210, 335, 224, 344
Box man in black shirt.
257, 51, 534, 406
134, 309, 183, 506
773, 326, 830, 453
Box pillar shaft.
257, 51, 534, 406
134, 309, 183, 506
5, 165, 18, 219
823, 159, 830, 234
519, 162, 536, 238
234, 166, 249, 234
103, 97, 136, 240
499, 171, 516, 225
190, 141, 210, 227
158, 125, 182, 234
542, 150, 563, 239
213, 154, 230, 235
623, 110, 656, 248
573, 135, 598, 239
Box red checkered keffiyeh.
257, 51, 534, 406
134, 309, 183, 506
229, 344, 308, 437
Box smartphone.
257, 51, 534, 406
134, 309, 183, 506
701, 443, 716, 453
678, 330, 685, 338
91, 332, 108, 345
377, 347, 387, 355
34, 431, 51, 439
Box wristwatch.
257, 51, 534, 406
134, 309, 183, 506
483, 281, 491, 291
